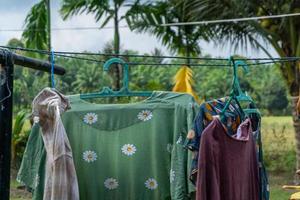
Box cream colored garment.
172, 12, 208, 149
32, 88, 79, 200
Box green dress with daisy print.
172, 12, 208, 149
17, 91, 197, 200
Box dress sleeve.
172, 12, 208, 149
17, 123, 46, 193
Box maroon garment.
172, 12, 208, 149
196, 117, 259, 200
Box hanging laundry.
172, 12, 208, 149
17, 88, 79, 200
18, 91, 198, 200
172, 65, 200, 102
184, 98, 241, 184
185, 99, 269, 200
196, 117, 259, 200
246, 104, 270, 200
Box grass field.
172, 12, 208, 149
10, 116, 299, 200
262, 116, 296, 200
10, 180, 31, 200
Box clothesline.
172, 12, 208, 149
161, 12, 300, 26
0, 45, 229, 60
1, 45, 300, 67
3, 45, 300, 61
1, 13, 300, 31
0, 25, 129, 32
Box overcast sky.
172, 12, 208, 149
0, 0, 277, 58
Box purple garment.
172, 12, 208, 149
196, 117, 259, 200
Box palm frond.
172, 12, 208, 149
126, 1, 212, 56
13, 111, 29, 137
60, 0, 111, 22
22, 0, 48, 51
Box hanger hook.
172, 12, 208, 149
103, 58, 129, 90
235, 60, 249, 74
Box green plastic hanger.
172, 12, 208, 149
233, 60, 260, 116
80, 57, 152, 99
221, 57, 260, 119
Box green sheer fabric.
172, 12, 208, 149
18, 91, 198, 200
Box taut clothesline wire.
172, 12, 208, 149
0, 45, 229, 60
1, 45, 300, 67
1, 13, 299, 31
3, 45, 300, 61
161, 12, 300, 26
0, 25, 129, 32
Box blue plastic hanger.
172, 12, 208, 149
80, 57, 152, 99
50, 50, 55, 88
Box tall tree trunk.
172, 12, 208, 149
113, 3, 121, 90
289, 62, 300, 182
291, 96, 300, 180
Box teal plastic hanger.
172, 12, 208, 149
80, 57, 152, 99
233, 60, 260, 116
221, 57, 260, 119
231, 60, 253, 102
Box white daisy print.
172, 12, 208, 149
170, 169, 175, 183
16, 177, 25, 186
34, 174, 40, 188
104, 178, 119, 190
145, 178, 158, 190
83, 112, 98, 124
83, 150, 97, 163
167, 143, 173, 153
121, 144, 137, 156
33, 116, 40, 124
176, 135, 183, 144
137, 110, 153, 121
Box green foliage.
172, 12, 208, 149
13, 67, 48, 112
270, 185, 294, 200
246, 65, 289, 115
12, 111, 30, 169
126, 0, 213, 57
260, 117, 296, 200
60, 0, 142, 89
60, 0, 112, 24
7, 38, 24, 48
181, 0, 300, 94
53, 56, 111, 94
262, 117, 296, 173
72, 62, 111, 93
193, 66, 232, 100
260, 73, 289, 114
22, 0, 48, 51
129, 54, 177, 92
10, 44, 291, 115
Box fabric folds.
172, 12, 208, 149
196, 117, 259, 200
32, 87, 79, 200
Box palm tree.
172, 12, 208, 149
183, 0, 300, 171
22, 0, 48, 54
72, 61, 111, 93
127, 0, 213, 61
126, 0, 212, 101
60, 0, 140, 90
22, 0, 141, 90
